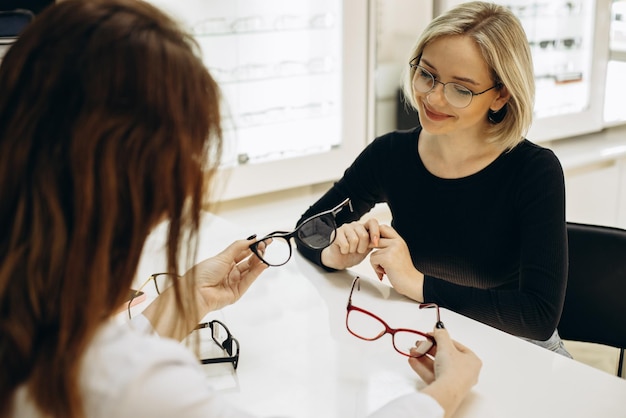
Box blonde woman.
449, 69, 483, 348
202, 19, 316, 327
296, 1, 571, 357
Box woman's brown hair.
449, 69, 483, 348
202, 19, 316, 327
0, 0, 222, 416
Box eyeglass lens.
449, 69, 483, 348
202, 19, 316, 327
210, 321, 234, 353
297, 213, 337, 248
412, 66, 474, 108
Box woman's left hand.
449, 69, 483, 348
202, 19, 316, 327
369, 224, 425, 302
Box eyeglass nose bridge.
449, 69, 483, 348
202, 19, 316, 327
425, 78, 448, 104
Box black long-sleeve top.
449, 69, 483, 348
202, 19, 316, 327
295, 127, 568, 340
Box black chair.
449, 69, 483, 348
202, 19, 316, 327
558, 222, 626, 378
0, 9, 34, 38
0, 8, 35, 61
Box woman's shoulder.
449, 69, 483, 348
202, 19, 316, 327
508, 139, 563, 171
513, 139, 559, 159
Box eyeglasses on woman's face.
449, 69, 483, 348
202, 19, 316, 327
345, 276, 443, 357
249, 197, 352, 267
409, 58, 500, 109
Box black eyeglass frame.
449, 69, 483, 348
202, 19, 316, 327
249, 197, 353, 267
196, 320, 240, 370
346, 276, 443, 357
409, 57, 501, 109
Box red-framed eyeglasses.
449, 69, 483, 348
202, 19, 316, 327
345, 276, 443, 357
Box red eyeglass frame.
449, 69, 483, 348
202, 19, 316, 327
345, 276, 443, 357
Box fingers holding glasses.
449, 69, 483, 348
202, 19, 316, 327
416, 327, 482, 387
411, 337, 436, 358
321, 220, 380, 270
335, 219, 380, 253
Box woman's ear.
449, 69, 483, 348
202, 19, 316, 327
490, 84, 511, 112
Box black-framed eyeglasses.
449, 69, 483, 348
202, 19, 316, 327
346, 276, 443, 357
196, 319, 240, 370
128, 273, 240, 370
250, 197, 353, 266
409, 58, 500, 109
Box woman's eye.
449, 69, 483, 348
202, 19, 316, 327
451, 84, 472, 96
418, 68, 432, 79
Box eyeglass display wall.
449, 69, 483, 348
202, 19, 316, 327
436, 0, 612, 143
147, 0, 370, 201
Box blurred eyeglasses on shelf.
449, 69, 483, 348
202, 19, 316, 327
208, 56, 335, 84
250, 198, 352, 267
345, 276, 443, 358
127, 273, 239, 370
504, 1, 582, 18
191, 13, 335, 36
234, 101, 336, 128
529, 38, 581, 50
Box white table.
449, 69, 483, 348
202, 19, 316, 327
134, 213, 626, 418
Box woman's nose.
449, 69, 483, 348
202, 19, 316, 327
426, 81, 446, 106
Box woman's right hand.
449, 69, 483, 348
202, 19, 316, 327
410, 327, 482, 417
320, 218, 381, 270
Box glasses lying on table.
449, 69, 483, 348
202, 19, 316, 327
249, 197, 352, 266
196, 319, 240, 370
128, 273, 239, 370
345, 276, 443, 357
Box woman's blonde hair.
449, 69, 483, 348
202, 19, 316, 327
402, 1, 534, 150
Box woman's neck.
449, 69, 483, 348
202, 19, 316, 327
418, 130, 505, 179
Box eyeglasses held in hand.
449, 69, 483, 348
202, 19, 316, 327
127, 273, 239, 370
250, 197, 352, 267
409, 57, 500, 109
346, 276, 443, 357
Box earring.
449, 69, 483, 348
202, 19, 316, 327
488, 105, 507, 124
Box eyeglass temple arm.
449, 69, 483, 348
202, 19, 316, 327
419, 303, 445, 329
333, 197, 353, 216
347, 276, 361, 308
201, 357, 236, 365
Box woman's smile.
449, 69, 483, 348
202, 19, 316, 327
422, 101, 453, 122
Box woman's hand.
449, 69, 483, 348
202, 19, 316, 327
410, 327, 482, 418
189, 237, 269, 313
320, 218, 381, 270
369, 224, 425, 302
141, 237, 268, 340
